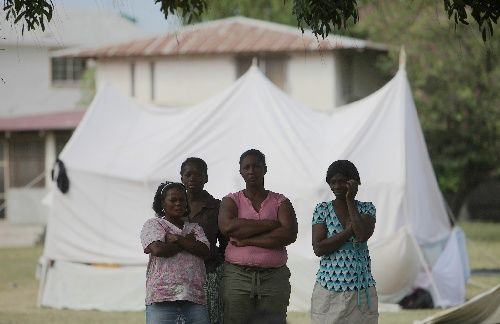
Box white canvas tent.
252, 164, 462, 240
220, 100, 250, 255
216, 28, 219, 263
39, 65, 469, 311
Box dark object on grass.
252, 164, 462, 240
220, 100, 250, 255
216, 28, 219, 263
399, 288, 434, 309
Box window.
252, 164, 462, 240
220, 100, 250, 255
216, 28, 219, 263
51, 57, 87, 84
9, 133, 45, 188
236, 55, 287, 90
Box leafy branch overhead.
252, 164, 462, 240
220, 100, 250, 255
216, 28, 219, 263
3, 0, 53, 34
292, 0, 358, 39
2, 0, 498, 40
444, 0, 500, 41
156, 0, 498, 41
155, 0, 206, 24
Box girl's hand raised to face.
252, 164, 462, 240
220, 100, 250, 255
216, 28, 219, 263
346, 180, 359, 201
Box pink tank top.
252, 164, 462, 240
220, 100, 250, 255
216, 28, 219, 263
224, 190, 288, 268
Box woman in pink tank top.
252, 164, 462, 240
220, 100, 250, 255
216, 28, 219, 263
218, 149, 298, 324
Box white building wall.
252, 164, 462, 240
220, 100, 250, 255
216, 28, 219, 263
0, 45, 50, 90
134, 61, 153, 104
93, 51, 384, 111
287, 53, 336, 112
0, 46, 80, 117
95, 56, 236, 106
154, 56, 236, 106
96, 59, 132, 97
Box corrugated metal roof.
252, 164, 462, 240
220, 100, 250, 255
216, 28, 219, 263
0, 110, 85, 131
77, 16, 387, 58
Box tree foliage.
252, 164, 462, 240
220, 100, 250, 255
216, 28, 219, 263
3, 0, 53, 34
2, 1, 498, 41
347, 0, 500, 213
156, 0, 499, 41
201, 0, 295, 26
155, 0, 206, 24
292, 0, 359, 38
444, 0, 499, 41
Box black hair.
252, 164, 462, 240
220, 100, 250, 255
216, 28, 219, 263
180, 157, 208, 176
239, 149, 266, 166
326, 160, 361, 184
152, 181, 190, 217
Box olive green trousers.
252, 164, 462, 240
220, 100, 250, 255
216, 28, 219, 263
222, 263, 291, 324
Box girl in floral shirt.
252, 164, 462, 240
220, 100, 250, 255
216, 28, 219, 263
141, 182, 210, 324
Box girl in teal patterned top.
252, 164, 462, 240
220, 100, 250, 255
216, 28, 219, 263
311, 160, 378, 324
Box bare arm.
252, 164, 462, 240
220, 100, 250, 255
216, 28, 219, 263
233, 200, 298, 249
145, 233, 209, 259
346, 180, 375, 242
312, 223, 354, 257
218, 196, 280, 239
346, 200, 375, 242
145, 241, 182, 258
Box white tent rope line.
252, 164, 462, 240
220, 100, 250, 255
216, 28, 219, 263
409, 226, 445, 308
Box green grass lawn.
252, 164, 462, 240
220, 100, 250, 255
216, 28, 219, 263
0, 221, 499, 324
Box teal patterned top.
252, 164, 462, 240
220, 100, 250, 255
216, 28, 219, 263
312, 200, 376, 292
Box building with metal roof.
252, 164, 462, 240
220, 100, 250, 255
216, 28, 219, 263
77, 16, 388, 112
0, 8, 147, 223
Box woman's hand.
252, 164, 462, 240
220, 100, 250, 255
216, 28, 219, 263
176, 231, 210, 259
166, 234, 180, 243
344, 221, 354, 236
346, 180, 358, 201
184, 232, 196, 241
176, 232, 196, 245
230, 239, 247, 247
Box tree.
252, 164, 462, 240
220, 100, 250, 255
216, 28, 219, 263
2, 0, 499, 41
345, 0, 500, 215
201, 0, 295, 26
154, 0, 499, 41
3, 0, 53, 34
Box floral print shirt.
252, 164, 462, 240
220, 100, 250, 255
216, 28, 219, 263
140, 218, 209, 305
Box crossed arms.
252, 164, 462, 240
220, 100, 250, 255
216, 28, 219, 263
144, 232, 209, 259
218, 197, 298, 249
